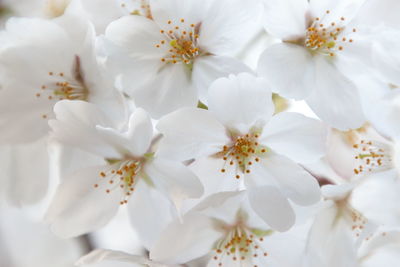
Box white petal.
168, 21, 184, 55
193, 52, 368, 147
150, 213, 221, 264
207, 73, 273, 132
150, 0, 214, 30
262, 153, 321, 206
123, 63, 198, 119
49, 100, 120, 159
95, 108, 153, 158
65, 0, 123, 34
260, 112, 327, 164
368, 89, 400, 139
157, 107, 229, 161
0, 83, 52, 143
128, 181, 175, 249
45, 165, 121, 238
144, 158, 204, 209
305, 203, 358, 267
76, 249, 165, 267
197, 0, 262, 55
321, 184, 354, 201
0, 137, 50, 206
192, 56, 252, 102
248, 185, 295, 231
105, 15, 165, 58
126, 108, 154, 156
305, 56, 365, 130
257, 43, 315, 100
192, 191, 245, 224
262, 0, 309, 40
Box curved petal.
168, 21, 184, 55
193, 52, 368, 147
150, 0, 214, 30
207, 73, 273, 132
197, 0, 262, 55
192, 56, 253, 102
260, 112, 327, 164
156, 107, 229, 161
262, 0, 309, 40
305, 56, 365, 130
65, 0, 123, 34
248, 185, 295, 231
262, 153, 321, 206
45, 165, 121, 238
367, 89, 400, 139
150, 213, 221, 264
128, 181, 175, 249
105, 15, 165, 58
257, 43, 315, 100
192, 191, 245, 224
76, 249, 165, 267
123, 63, 198, 119
96, 108, 153, 158
49, 100, 120, 159
144, 158, 204, 210
126, 108, 154, 156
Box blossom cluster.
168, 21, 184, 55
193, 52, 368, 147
1, 0, 400, 266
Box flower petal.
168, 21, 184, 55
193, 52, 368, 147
248, 185, 295, 231
95, 108, 153, 158
128, 181, 175, 249
192, 56, 252, 102
207, 73, 273, 132
262, 0, 309, 40
305, 56, 365, 130
157, 107, 229, 161
122, 63, 198, 119
105, 15, 165, 58
49, 100, 120, 159
76, 249, 166, 267
261, 153, 321, 206
260, 112, 327, 164
257, 43, 315, 100
144, 158, 204, 210
150, 213, 221, 264
0, 137, 50, 206
45, 165, 121, 238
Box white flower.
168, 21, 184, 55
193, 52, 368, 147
0, 14, 125, 144
103, 0, 259, 118
256, 0, 389, 130
157, 73, 326, 231
326, 89, 400, 181
306, 184, 400, 267
151, 191, 307, 267
45, 101, 203, 238
0, 14, 124, 206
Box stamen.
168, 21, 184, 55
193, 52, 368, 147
212, 223, 269, 266
305, 10, 356, 57
353, 140, 393, 174
157, 19, 201, 66
93, 159, 142, 205
215, 132, 266, 179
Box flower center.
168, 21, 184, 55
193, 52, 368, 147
305, 10, 356, 57
212, 225, 269, 266
353, 140, 393, 175
35, 56, 89, 119
156, 19, 201, 67
216, 133, 267, 179
93, 158, 143, 205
